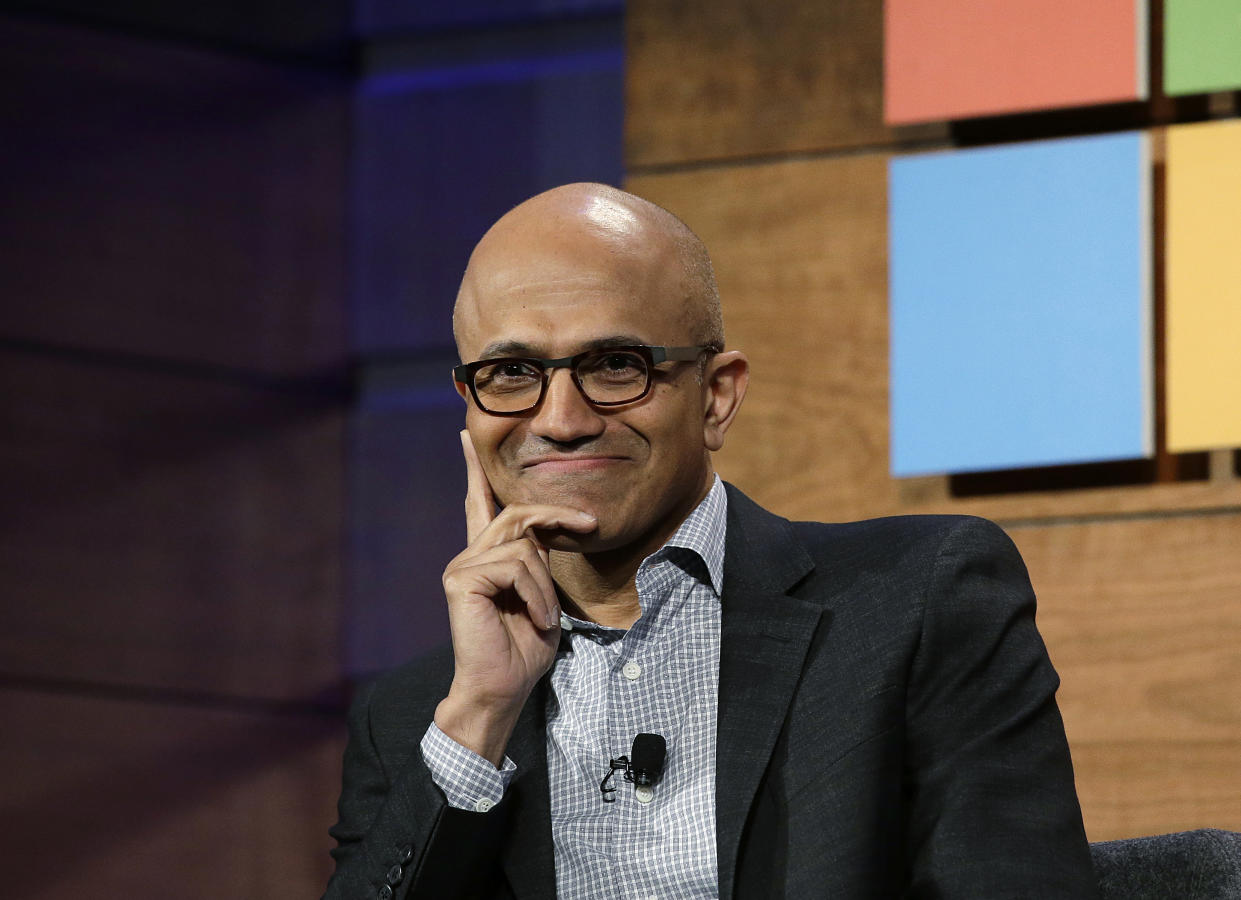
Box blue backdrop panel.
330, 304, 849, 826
888, 131, 1152, 476
350, 19, 624, 355
344, 15, 624, 674
357, 0, 623, 32
348, 370, 467, 674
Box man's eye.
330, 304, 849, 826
589, 353, 643, 375
476, 362, 540, 391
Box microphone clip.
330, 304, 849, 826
599, 733, 666, 803
599, 755, 632, 803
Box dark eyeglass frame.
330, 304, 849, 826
453, 344, 718, 416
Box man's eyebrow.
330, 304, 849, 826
478, 340, 537, 359
478, 335, 649, 359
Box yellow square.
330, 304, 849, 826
1166, 120, 1241, 452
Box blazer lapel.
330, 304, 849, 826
715, 485, 827, 900
500, 678, 557, 899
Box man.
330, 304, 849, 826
325, 183, 1098, 899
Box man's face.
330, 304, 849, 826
454, 216, 715, 555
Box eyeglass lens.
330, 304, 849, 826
472, 350, 649, 412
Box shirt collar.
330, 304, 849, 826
650, 474, 727, 597
558, 476, 729, 638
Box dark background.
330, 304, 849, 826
0, 1, 622, 894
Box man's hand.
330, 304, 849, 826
434, 430, 596, 766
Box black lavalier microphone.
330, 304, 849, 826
629, 732, 666, 787
600, 733, 667, 802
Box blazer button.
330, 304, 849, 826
399, 845, 413, 864
376, 886, 393, 900
386, 864, 404, 886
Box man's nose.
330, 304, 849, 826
531, 368, 606, 442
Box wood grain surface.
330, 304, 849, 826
1073, 742, 1241, 840
1011, 514, 1241, 839
626, 0, 945, 167
629, 156, 896, 522
1014, 514, 1241, 743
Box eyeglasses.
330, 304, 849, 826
453, 344, 717, 416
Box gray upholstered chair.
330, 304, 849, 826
1091, 829, 1241, 899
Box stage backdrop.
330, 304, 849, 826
625, 0, 1241, 842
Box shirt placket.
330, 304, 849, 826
611, 558, 681, 899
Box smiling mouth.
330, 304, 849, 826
520, 456, 627, 472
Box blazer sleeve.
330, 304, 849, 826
902, 517, 1099, 899
323, 680, 512, 900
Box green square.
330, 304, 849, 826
1165, 0, 1241, 95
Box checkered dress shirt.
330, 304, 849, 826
422, 476, 727, 899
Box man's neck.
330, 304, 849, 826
549, 471, 718, 630
550, 549, 642, 629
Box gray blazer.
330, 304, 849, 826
325, 484, 1099, 899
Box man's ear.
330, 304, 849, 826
453, 377, 469, 403
702, 350, 749, 452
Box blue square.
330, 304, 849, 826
888, 132, 1153, 476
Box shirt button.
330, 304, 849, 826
559, 613, 574, 631
474, 797, 495, 813
635, 786, 654, 804
622, 660, 642, 680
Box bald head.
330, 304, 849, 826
453, 183, 722, 356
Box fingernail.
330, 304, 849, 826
577, 511, 596, 523
547, 611, 559, 630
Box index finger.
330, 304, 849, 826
461, 430, 496, 543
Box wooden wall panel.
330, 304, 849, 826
1010, 514, 1241, 839
626, 0, 947, 167
1073, 743, 1241, 841
629, 156, 898, 524
1016, 514, 1241, 744
627, 161, 1241, 525
633, 157, 1241, 842
626, 0, 1241, 852
0, 352, 344, 702
0, 686, 344, 899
